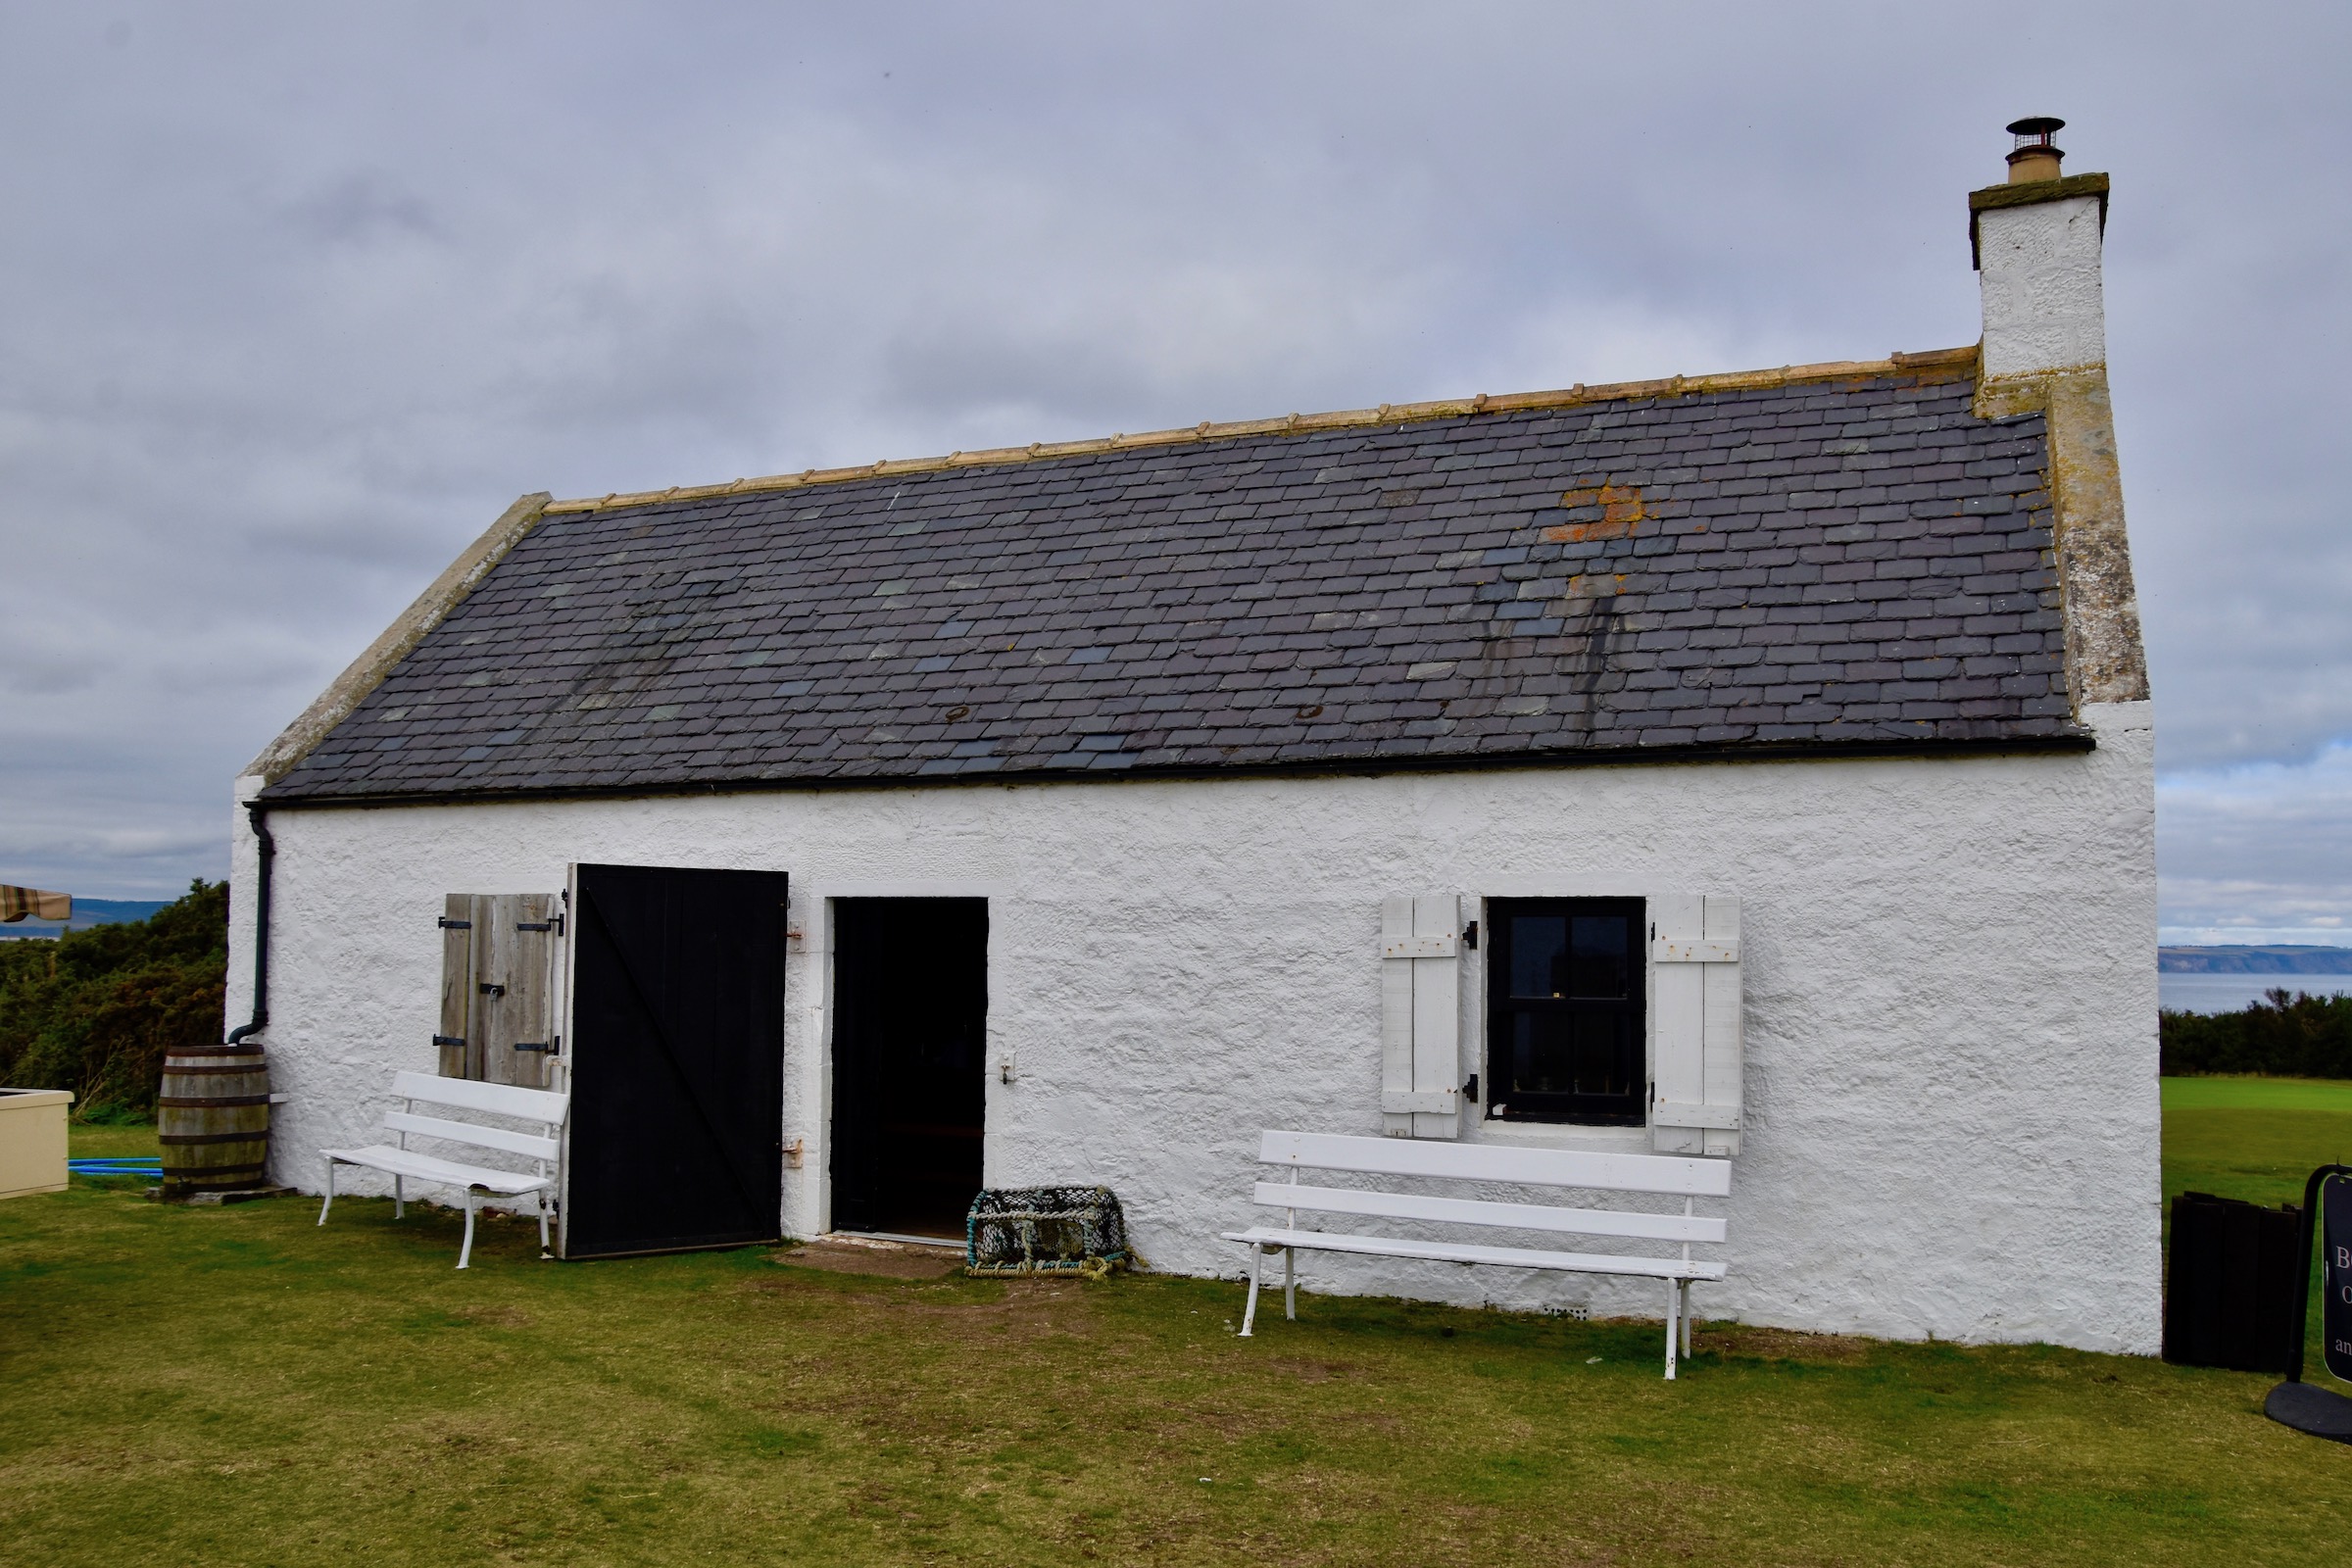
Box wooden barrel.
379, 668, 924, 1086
158, 1046, 271, 1199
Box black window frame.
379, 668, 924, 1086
1484, 896, 1647, 1126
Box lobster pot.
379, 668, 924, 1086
965, 1186, 1128, 1278
158, 1047, 271, 1199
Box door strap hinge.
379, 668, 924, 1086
437, 917, 472, 930
516, 916, 564, 935
432, 1034, 466, 1049
515, 1036, 560, 1054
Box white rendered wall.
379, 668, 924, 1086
1980, 193, 2107, 379
230, 700, 2159, 1353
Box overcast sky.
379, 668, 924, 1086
2, 4, 2346, 944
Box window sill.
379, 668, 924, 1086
1459, 1117, 1653, 1154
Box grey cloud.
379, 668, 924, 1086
279, 172, 445, 247
0, 1, 2346, 915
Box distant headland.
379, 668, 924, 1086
2159, 945, 2352, 974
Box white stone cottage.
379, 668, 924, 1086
230, 134, 2158, 1351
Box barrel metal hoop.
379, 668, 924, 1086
158, 1130, 270, 1147
157, 1094, 272, 1108
160, 1063, 272, 1077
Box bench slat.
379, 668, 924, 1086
383, 1109, 560, 1162
322, 1144, 553, 1197
389, 1069, 566, 1123
1223, 1225, 1727, 1281
1253, 1182, 1727, 1245
1258, 1130, 1731, 1197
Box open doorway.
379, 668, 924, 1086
829, 898, 989, 1239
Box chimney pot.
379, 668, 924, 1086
2005, 116, 2066, 183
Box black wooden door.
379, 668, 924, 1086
830, 899, 989, 1237
563, 863, 788, 1258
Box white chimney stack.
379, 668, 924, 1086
1972, 117, 2110, 382
1965, 119, 2147, 712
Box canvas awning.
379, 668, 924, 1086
0, 885, 71, 923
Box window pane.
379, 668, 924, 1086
1508, 1011, 1636, 1099
1570, 1010, 1634, 1096
1509, 1011, 1574, 1095
1508, 914, 1568, 998
1568, 914, 1630, 999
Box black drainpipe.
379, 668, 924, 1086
225, 803, 272, 1047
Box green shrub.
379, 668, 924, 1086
2160, 988, 2352, 1078
0, 881, 227, 1116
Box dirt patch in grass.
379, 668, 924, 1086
1264, 1356, 1363, 1383
1696, 1322, 1873, 1364
853, 1279, 1098, 1337
447, 1303, 533, 1328
767, 1239, 962, 1279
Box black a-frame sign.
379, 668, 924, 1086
2266, 1165, 2352, 1444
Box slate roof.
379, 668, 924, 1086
261, 354, 2081, 804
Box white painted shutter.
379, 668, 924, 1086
1381, 894, 1464, 1139
1648, 893, 1742, 1157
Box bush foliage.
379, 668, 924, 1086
2160, 988, 2352, 1079
0, 881, 227, 1115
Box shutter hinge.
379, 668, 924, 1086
433, 1034, 466, 1049
438, 917, 472, 930
478, 982, 507, 997
1463, 920, 1478, 951
516, 914, 564, 935
515, 1035, 560, 1054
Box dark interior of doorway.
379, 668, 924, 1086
830, 898, 988, 1240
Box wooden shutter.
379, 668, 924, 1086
1381, 894, 1464, 1140
436, 893, 564, 1088
437, 895, 474, 1078
1649, 893, 1742, 1157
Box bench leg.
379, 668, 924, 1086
538, 1193, 552, 1259
318, 1159, 335, 1226
1284, 1246, 1297, 1322
1241, 1246, 1263, 1338
1680, 1281, 1693, 1358
1663, 1278, 1680, 1381
394, 1175, 404, 1221
458, 1192, 478, 1270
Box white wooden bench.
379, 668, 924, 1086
318, 1070, 567, 1269
1222, 1130, 1732, 1378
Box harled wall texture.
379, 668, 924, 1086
231, 700, 2158, 1352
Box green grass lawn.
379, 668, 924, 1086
1, 1093, 2346, 1567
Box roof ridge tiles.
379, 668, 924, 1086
543, 346, 1978, 516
